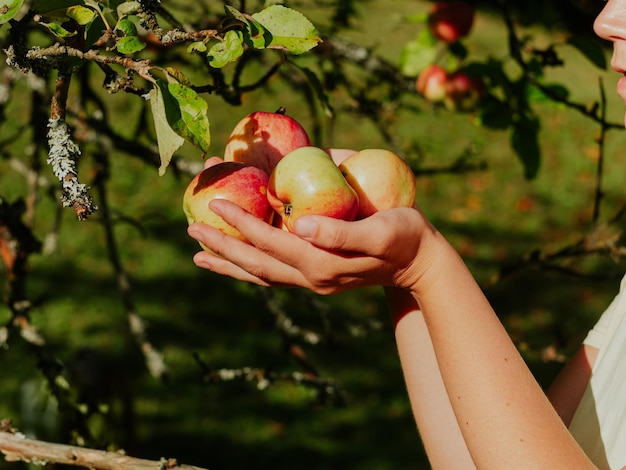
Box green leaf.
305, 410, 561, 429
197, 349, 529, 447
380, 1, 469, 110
251, 5, 321, 55
527, 82, 570, 104
477, 96, 513, 130
43, 21, 77, 38
207, 30, 244, 68
567, 36, 607, 70
167, 82, 211, 154
164, 67, 193, 87
115, 18, 145, 54
511, 115, 541, 180
66, 5, 97, 25
117, 18, 137, 36
116, 35, 146, 54
0, 0, 24, 24
224, 5, 271, 49
187, 41, 207, 53
117, 0, 141, 18
399, 30, 438, 77
149, 82, 186, 176
224, 5, 248, 24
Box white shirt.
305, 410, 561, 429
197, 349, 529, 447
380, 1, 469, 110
569, 275, 626, 469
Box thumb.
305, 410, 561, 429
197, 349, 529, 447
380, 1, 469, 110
292, 215, 378, 253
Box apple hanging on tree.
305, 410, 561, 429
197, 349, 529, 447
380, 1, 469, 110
427, 1, 476, 44
443, 69, 484, 111
415, 64, 448, 103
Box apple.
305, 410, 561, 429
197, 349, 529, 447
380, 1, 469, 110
183, 161, 274, 250
223, 109, 311, 175
268, 146, 359, 232
443, 69, 484, 111
416, 64, 448, 103
427, 1, 475, 44
339, 149, 416, 219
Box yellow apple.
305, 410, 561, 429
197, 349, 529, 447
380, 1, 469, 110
268, 146, 359, 232
339, 149, 416, 218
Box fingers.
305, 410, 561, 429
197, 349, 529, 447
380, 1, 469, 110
187, 200, 322, 284
325, 148, 356, 166
292, 208, 421, 257
188, 222, 309, 287
203, 156, 224, 169
192, 249, 271, 287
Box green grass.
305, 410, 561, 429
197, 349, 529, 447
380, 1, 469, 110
2, 1, 626, 469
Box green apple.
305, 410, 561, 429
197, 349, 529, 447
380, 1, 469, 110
183, 161, 274, 251
223, 109, 311, 175
268, 146, 359, 232
339, 149, 416, 218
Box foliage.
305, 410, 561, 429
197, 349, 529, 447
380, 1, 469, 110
1, 0, 626, 468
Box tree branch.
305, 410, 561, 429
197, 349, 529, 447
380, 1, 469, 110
0, 429, 207, 470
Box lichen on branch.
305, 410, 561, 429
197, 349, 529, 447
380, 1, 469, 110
46, 117, 98, 220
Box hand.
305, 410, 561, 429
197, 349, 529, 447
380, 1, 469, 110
187, 200, 440, 295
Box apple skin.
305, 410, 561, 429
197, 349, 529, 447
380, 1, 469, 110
268, 146, 359, 232
427, 1, 476, 44
223, 110, 311, 175
339, 149, 416, 219
416, 64, 448, 103
443, 70, 484, 111
183, 161, 274, 250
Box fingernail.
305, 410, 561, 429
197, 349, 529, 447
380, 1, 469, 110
294, 216, 318, 239
208, 199, 223, 216
187, 224, 202, 240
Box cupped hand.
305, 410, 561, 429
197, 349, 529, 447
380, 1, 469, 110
187, 199, 441, 295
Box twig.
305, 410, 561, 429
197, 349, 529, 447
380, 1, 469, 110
0, 430, 207, 470
26, 44, 153, 79
193, 353, 347, 406
47, 71, 98, 220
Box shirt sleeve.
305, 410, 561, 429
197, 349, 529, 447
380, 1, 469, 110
583, 274, 626, 350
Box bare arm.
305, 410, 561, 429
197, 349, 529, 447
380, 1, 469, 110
386, 286, 475, 469
187, 202, 595, 468
547, 344, 597, 426
407, 232, 594, 468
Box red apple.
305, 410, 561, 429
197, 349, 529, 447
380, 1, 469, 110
416, 64, 448, 103
443, 70, 484, 111
339, 149, 416, 219
427, 1, 475, 44
268, 146, 359, 232
183, 161, 274, 251
223, 109, 311, 175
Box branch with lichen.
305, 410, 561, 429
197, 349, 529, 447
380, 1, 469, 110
47, 72, 97, 220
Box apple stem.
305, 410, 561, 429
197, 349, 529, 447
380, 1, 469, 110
275, 106, 286, 115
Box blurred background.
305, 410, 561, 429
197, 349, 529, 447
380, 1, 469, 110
1, 0, 626, 468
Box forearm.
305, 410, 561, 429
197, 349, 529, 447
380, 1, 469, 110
385, 286, 475, 469
409, 233, 594, 469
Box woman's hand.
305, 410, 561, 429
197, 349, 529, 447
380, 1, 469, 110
187, 201, 441, 295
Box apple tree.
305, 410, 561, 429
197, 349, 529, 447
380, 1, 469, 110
1, 0, 625, 468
